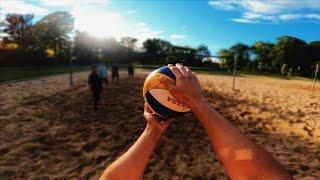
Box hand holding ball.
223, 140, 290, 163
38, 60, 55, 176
143, 66, 191, 118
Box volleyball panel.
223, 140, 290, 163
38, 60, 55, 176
149, 89, 190, 112
145, 90, 187, 118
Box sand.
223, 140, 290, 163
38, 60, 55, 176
0, 71, 319, 179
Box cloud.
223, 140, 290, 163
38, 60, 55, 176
208, 0, 320, 23
40, 0, 108, 7
231, 18, 258, 24
169, 34, 187, 40
126, 10, 137, 14
131, 22, 164, 45
208, 0, 236, 11
305, 14, 320, 20
279, 13, 320, 21
1, 0, 49, 16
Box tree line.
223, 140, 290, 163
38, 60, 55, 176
218, 38, 320, 76
1, 12, 74, 65
1, 11, 319, 77
0, 11, 213, 68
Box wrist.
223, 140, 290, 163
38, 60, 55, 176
190, 98, 210, 114
189, 96, 208, 110
145, 125, 163, 138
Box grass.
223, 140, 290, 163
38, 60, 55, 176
0, 64, 315, 83
0, 65, 90, 82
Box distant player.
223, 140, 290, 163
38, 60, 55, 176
128, 64, 134, 78
88, 65, 103, 112
98, 63, 108, 85
111, 64, 119, 84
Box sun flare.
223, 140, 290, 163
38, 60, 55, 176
72, 6, 126, 39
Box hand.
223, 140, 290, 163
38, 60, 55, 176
143, 103, 173, 134
159, 63, 206, 109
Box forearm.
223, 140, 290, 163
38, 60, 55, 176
192, 101, 291, 179
100, 125, 162, 180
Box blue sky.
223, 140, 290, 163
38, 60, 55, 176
1, 0, 320, 54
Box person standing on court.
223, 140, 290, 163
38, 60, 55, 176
128, 64, 134, 78
112, 64, 119, 84
88, 65, 103, 112
98, 63, 108, 85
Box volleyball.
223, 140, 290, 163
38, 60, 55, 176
143, 66, 191, 118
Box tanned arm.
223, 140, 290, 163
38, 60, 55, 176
161, 63, 292, 180
100, 104, 172, 180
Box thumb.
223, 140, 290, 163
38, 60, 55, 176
159, 75, 176, 92
144, 103, 153, 113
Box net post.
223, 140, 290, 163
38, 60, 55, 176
232, 54, 238, 91
69, 44, 74, 86
312, 63, 319, 94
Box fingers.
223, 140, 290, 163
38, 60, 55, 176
162, 118, 174, 126
144, 103, 153, 113
168, 64, 182, 79
176, 63, 187, 75
144, 105, 156, 123
159, 75, 176, 91
185, 66, 193, 77
168, 63, 193, 79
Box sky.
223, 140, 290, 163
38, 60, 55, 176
1, 0, 320, 54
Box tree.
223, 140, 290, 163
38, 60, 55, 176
230, 43, 250, 70
2, 13, 34, 52
218, 48, 234, 70
73, 31, 92, 62
197, 44, 211, 57
143, 38, 171, 54
171, 45, 200, 66
309, 41, 320, 65
143, 38, 172, 64
33, 11, 74, 62
270, 36, 307, 74
120, 37, 138, 52
251, 41, 274, 72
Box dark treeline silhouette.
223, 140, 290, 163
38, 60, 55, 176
1, 11, 319, 77
0, 11, 214, 68
219, 38, 320, 77
1, 12, 74, 65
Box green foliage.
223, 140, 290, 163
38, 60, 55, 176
197, 44, 211, 57
219, 36, 319, 77
1, 11, 74, 64
270, 36, 308, 73
142, 38, 208, 66
1, 11, 319, 77
230, 43, 250, 69
120, 37, 138, 52
3, 13, 34, 52
33, 11, 74, 62
218, 48, 234, 70
73, 31, 129, 64
142, 38, 172, 64
309, 41, 320, 66
251, 41, 274, 72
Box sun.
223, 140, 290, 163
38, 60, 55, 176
72, 6, 127, 39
